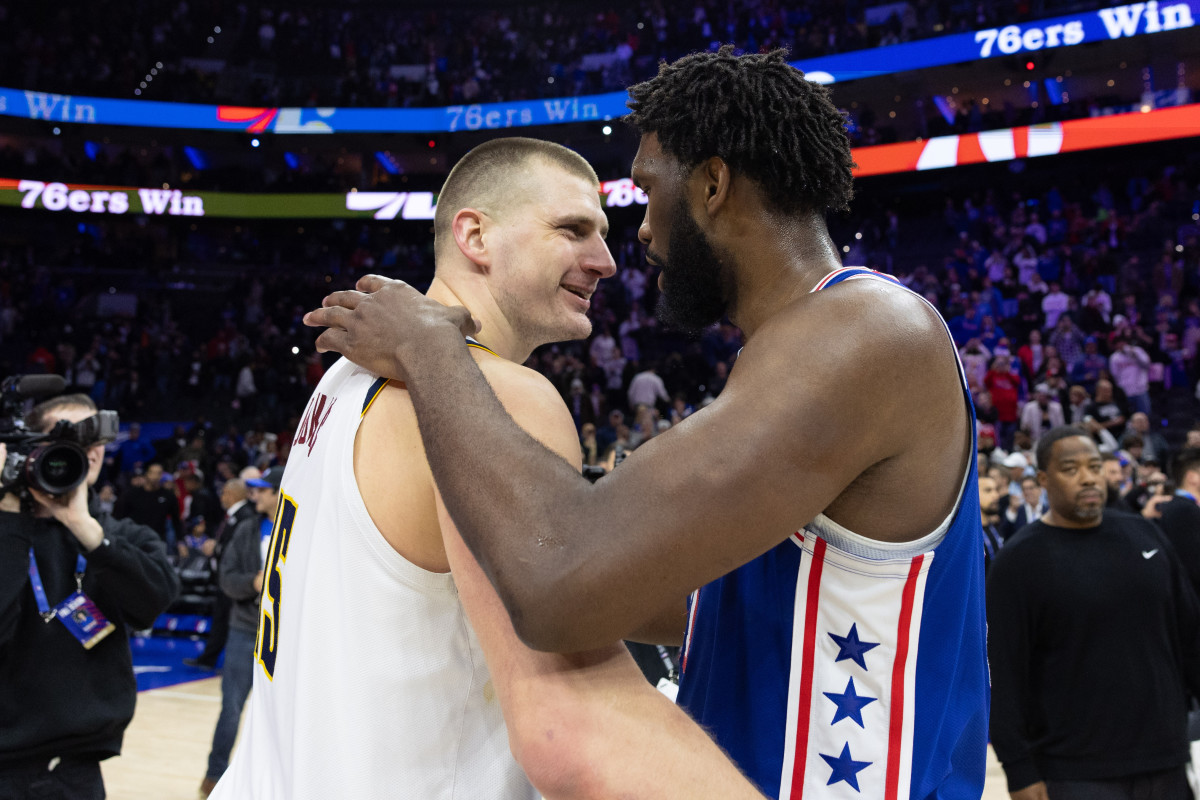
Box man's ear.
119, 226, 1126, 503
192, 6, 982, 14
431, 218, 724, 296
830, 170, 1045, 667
697, 156, 732, 218
452, 208, 492, 272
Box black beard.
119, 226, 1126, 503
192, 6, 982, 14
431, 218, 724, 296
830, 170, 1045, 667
653, 196, 730, 338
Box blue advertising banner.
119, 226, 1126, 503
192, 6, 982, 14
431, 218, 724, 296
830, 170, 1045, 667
794, 0, 1197, 83
0, 0, 1192, 134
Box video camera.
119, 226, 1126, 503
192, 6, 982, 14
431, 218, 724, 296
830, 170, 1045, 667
0, 375, 118, 496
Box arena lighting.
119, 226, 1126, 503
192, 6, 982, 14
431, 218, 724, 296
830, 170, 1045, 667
602, 125, 613, 135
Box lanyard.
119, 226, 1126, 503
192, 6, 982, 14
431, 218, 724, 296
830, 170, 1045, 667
28, 549, 87, 623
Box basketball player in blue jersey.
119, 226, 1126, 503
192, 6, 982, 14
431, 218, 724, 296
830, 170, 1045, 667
308, 48, 988, 799
212, 137, 761, 800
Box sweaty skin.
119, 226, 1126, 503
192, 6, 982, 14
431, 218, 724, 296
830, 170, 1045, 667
305, 136, 971, 653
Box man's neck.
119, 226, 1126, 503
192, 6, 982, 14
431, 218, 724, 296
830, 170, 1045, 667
726, 215, 842, 339
426, 276, 525, 363
1043, 509, 1102, 529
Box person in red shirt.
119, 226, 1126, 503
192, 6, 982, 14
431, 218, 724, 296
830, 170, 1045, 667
985, 354, 1021, 450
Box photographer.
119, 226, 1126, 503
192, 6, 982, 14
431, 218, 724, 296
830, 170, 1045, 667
0, 393, 179, 799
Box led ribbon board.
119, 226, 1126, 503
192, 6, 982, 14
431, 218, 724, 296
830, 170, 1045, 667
0, 1, 1193, 134
3, 104, 1196, 219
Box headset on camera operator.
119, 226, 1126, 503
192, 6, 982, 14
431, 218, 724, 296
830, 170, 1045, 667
0, 379, 179, 800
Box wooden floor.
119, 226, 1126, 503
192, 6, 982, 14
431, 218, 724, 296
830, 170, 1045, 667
101, 675, 1014, 799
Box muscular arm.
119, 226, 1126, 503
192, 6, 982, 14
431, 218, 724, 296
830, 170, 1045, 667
315, 278, 967, 652
437, 365, 760, 798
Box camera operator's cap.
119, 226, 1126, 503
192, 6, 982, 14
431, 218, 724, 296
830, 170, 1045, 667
1003, 452, 1028, 469
246, 467, 283, 491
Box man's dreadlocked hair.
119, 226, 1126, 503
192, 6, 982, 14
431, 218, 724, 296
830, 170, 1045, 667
626, 46, 855, 215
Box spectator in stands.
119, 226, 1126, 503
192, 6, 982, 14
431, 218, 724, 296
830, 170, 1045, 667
960, 338, 991, 388
116, 423, 156, 480
1128, 412, 1171, 467
1101, 452, 1135, 513
1069, 337, 1108, 391
626, 361, 669, 412
1016, 329, 1044, 377
1041, 282, 1071, 329
1048, 315, 1085, 370
1004, 474, 1046, 535
1084, 378, 1128, 438
1019, 383, 1064, 444
182, 471, 222, 532
978, 471, 1006, 572
113, 462, 181, 543
985, 355, 1021, 449
1066, 384, 1091, 425
1110, 336, 1153, 417
579, 422, 601, 468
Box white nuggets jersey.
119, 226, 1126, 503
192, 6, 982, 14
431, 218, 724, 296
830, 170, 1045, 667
211, 357, 535, 800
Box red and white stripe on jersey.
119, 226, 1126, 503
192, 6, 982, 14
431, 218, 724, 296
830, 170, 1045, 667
681, 587, 701, 673
778, 532, 932, 800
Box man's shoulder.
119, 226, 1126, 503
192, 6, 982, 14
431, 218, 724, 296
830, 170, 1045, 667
1161, 497, 1200, 524
998, 521, 1047, 553
773, 276, 947, 354
475, 354, 563, 407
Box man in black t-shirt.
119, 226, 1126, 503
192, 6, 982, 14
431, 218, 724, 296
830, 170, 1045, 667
1083, 378, 1128, 439
988, 427, 1200, 800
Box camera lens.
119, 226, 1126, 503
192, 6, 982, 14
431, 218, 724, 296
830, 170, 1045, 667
25, 442, 89, 495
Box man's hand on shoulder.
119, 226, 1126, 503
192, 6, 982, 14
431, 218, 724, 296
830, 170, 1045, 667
304, 274, 480, 382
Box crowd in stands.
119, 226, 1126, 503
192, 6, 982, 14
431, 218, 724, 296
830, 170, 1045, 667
2, 143, 1198, 514
4, 0, 1082, 110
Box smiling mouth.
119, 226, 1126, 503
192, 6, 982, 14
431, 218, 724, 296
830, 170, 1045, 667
562, 286, 592, 301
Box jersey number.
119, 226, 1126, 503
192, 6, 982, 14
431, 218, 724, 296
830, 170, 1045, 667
255, 494, 298, 680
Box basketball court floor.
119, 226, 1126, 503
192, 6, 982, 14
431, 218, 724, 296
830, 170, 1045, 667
103, 633, 1014, 799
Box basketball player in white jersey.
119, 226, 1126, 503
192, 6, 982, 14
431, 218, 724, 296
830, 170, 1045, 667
210, 138, 761, 799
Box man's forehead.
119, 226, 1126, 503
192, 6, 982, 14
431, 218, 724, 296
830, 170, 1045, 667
1053, 437, 1101, 462
631, 133, 671, 178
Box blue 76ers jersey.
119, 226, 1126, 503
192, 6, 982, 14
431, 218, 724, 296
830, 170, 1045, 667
677, 267, 988, 799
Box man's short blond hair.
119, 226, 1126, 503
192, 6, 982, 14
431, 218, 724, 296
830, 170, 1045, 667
433, 138, 599, 261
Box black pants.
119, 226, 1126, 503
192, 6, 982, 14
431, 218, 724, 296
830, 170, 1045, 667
1047, 766, 1193, 800
0, 758, 104, 800
195, 591, 231, 665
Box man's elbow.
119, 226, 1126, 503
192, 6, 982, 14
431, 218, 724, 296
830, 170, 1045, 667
507, 600, 606, 654
508, 706, 607, 800
504, 581, 621, 653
